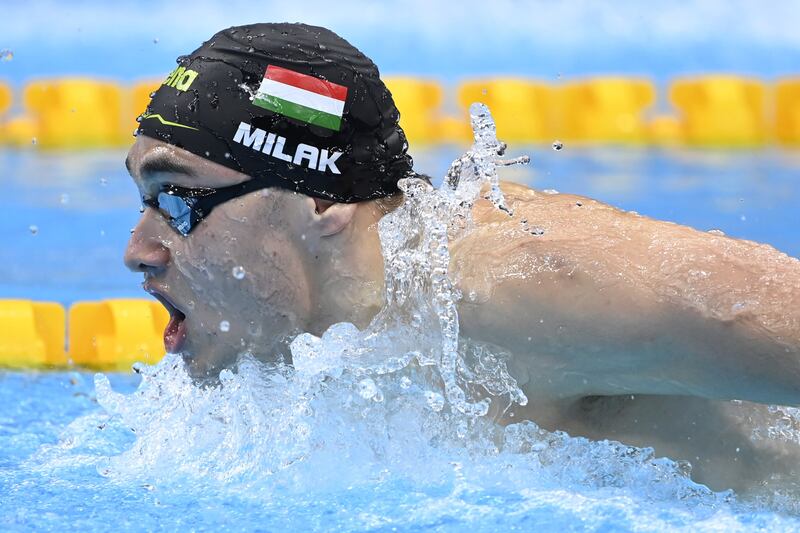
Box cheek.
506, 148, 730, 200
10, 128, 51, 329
172, 213, 313, 331
253, 231, 313, 325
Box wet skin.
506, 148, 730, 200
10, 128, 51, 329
452, 183, 800, 494
125, 136, 800, 494
125, 136, 385, 378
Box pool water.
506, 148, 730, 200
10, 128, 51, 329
2, 143, 800, 530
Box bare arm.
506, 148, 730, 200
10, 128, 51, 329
453, 182, 800, 406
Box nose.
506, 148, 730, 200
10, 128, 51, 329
124, 208, 171, 273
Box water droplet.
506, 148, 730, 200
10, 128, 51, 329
152, 38, 159, 44
28, 225, 38, 235
130, 228, 135, 234
425, 391, 445, 411
0, 49, 12, 61
219, 320, 230, 333
232, 266, 246, 280
100, 177, 108, 186
247, 321, 262, 337
99, 229, 105, 237
399, 376, 412, 389
224, 152, 231, 159
740, 215, 747, 222
552, 140, 564, 151
59, 193, 70, 205
357, 378, 378, 400
139, 206, 145, 213
31, 137, 37, 145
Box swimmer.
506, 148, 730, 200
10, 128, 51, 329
124, 23, 800, 494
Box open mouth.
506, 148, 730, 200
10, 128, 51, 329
145, 284, 188, 353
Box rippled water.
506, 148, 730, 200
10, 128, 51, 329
3, 107, 800, 530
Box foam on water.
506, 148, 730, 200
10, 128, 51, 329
17, 105, 800, 530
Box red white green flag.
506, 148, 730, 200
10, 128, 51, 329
253, 65, 348, 131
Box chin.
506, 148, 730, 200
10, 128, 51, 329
182, 341, 242, 381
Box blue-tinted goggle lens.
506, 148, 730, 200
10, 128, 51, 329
156, 191, 194, 235
142, 180, 274, 236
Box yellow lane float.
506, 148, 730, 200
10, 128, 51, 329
775, 78, 800, 146
458, 78, 554, 143
23, 78, 128, 148
0, 75, 798, 149
0, 300, 65, 368
384, 77, 447, 144
670, 75, 767, 147
0, 81, 10, 115
558, 77, 655, 144
68, 299, 168, 371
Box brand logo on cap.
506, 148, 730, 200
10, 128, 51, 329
251, 65, 348, 132
163, 66, 199, 92
233, 122, 342, 174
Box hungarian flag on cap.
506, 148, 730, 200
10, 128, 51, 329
253, 65, 348, 131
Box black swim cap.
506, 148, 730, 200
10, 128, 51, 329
137, 23, 414, 202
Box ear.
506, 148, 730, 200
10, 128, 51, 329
306, 197, 358, 237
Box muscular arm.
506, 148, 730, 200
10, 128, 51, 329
452, 182, 800, 406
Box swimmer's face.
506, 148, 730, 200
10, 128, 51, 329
124, 136, 314, 377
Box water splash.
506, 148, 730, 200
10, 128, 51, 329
290, 103, 530, 417
24, 350, 736, 527
752, 406, 800, 443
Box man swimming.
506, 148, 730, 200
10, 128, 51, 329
124, 23, 800, 494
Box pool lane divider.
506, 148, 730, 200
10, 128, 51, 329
4, 75, 800, 148
0, 299, 168, 371
0, 300, 65, 367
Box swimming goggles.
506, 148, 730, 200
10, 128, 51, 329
142, 180, 272, 236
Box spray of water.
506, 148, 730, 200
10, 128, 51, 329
290, 103, 531, 418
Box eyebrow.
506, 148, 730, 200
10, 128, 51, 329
126, 153, 198, 180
